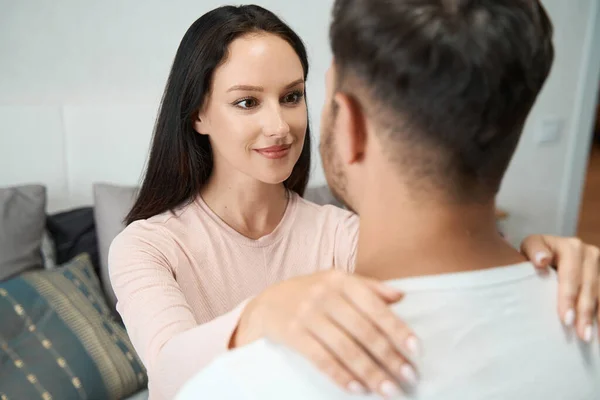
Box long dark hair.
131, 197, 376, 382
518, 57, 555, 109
125, 5, 311, 225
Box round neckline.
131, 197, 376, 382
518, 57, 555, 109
385, 262, 540, 292
195, 191, 299, 248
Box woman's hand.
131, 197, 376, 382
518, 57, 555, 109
521, 235, 600, 341
233, 270, 418, 398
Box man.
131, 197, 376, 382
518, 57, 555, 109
176, 0, 600, 398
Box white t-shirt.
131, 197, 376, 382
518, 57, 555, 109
176, 263, 600, 400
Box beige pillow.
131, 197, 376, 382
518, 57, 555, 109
0, 184, 47, 281
93, 183, 138, 309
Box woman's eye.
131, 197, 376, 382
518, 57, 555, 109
235, 98, 258, 109
283, 91, 304, 104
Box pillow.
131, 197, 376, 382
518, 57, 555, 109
304, 185, 344, 208
46, 207, 100, 275
0, 253, 147, 400
41, 230, 57, 270
93, 183, 138, 309
0, 184, 47, 281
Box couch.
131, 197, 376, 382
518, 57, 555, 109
0, 182, 340, 400
0, 184, 150, 400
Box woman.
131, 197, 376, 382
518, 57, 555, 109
109, 5, 600, 399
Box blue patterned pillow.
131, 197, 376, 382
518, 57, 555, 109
0, 253, 147, 400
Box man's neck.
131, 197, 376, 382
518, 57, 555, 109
354, 188, 525, 281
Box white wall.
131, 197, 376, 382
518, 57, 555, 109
496, 0, 600, 243
1, 0, 599, 243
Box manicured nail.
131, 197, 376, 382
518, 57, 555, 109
406, 336, 421, 358
347, 381, 366, 394
564, 309, 575, 327
384, 285, 402, 297
380, 380, 400, 398
400, 364, 419, 388
535, 251, 549, 265
584, 325, 593, 342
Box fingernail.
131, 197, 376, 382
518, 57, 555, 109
380, 380, 400, 398
535, 251, 549, 265
384, 285, 402, 297
564, 309, 575, 327
400, 364, 419, 388
406, 336, 421, 358
347, 381, 366, 394
584, 325, 593, 342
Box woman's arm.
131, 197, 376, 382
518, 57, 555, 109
108, 222, 249, 399
151, 301, 249, 397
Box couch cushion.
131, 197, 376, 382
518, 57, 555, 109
41, 230, 57, 270
0, 253, 147, 399
304, 185, 344, 208
0, 184, 46, 281
93, 183, 138, 309
46, 207, 100, 273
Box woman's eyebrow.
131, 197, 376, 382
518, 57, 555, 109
226, 78, 304, 93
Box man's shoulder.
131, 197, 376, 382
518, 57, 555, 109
387, 264, 600, 399
176, 339, 350, 400
175, 340, 282, 399
175, 352, 252, 399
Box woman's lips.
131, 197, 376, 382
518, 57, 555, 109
254, 144, 291, 159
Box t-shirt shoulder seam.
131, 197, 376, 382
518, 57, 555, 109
119, 217, 182, 274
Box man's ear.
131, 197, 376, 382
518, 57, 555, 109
333, 92, 367, 164
193, 109, 209, 136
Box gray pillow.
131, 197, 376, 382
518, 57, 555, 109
304, 185, 344, 208
41, 229, 57, 269
93, 183, 138, 309
0, 184, 47, 281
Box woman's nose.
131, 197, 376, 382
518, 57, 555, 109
264, 106, 290, 137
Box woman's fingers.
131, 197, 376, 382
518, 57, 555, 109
255, 270, 422, 396
342, 276, 419, 359
290, 331, 365, 394
520, 234, 553, 268
552, 238, 583, 327
325, 293, 418, 389
521, 235, 600, 341
576, 245, 600, 341
307, 313, 402, 398
522, 235, 581, 325
360, 277, 405, 303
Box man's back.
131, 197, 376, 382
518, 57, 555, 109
177, 263, 600, 399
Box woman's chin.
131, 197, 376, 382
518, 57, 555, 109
257, 167, 295, 186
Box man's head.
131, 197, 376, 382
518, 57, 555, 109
320, 0, 554, 212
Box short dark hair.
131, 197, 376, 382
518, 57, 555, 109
330, 0, 554, 202
126, 5, 311, 225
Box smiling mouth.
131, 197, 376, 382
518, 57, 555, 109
254, 144, 292, 160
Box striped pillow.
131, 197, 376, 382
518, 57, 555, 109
0, 253, 147, 400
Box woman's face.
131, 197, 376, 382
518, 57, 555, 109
195, 33, 307, 185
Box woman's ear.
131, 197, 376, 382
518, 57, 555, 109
334, 92, 367, 165
193, 110, 209, 136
